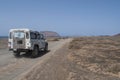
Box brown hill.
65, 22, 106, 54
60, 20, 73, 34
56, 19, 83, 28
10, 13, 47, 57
40, 31, 60, 38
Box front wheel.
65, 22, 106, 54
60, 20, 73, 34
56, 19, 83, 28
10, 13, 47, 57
44, 44, 48, 52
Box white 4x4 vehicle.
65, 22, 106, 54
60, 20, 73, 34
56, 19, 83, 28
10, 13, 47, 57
8, 29, 48, 57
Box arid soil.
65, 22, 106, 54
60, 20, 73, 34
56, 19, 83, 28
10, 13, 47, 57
19, 39, 72, 80
0, 38, 8, 49
0, 36, 120, 80
0, 38, 71, 80
68, 36, 120, 80
19, 36, 120, 80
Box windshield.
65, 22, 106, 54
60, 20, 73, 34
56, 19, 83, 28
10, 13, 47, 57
13, 31, 25, 38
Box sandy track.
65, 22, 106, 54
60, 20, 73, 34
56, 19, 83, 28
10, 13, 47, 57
0, 39, 71, 80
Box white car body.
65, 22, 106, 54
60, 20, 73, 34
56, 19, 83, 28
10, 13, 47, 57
8, 28, 48, 57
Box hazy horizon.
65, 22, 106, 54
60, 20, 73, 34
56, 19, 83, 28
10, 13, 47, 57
0, 0, 120, 36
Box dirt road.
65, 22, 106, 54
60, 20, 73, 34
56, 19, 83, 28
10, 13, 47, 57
0, 39, 71, 80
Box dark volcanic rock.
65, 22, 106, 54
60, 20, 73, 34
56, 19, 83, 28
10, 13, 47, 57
40, 31, 60, 38
114, 33, 120, 36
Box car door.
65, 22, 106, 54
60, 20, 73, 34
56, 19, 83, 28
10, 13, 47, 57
40, 34, 45, 48
13, 31, 26, 49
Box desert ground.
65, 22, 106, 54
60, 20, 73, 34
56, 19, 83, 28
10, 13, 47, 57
0, 36, 120, 80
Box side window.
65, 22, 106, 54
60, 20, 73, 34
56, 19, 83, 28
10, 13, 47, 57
30, 32, 39, 39
35, 33, 37, 39
30, 32, 36, 39
26, 32, 29, 39
37, 34, 40, 39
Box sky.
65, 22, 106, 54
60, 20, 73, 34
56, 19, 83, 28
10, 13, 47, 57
0, 0, 120, 36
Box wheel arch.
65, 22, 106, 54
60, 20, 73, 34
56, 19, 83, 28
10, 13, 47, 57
34, 44, 39, 49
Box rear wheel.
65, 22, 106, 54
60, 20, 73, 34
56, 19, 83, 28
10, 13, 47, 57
13, 51, 20, 57
31, 46, 39, 58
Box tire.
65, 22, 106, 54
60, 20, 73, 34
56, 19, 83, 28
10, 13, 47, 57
44, 43, 48, 52
13, 51, 20, 57
31, 46, 39, 58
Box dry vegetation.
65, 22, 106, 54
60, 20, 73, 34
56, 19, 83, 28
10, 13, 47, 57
46, 38, 60, 41
19, 37, 120, 80
68, 36, 120, 78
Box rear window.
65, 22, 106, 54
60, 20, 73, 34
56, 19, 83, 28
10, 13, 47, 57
13, 31, 25, 38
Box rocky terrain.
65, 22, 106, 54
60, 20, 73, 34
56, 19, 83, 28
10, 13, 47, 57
0, 36, 120, 80
19, 36, 120, 80
68, 36, 120, 80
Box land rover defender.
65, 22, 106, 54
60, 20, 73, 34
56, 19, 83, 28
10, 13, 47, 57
8, 29, 48, 57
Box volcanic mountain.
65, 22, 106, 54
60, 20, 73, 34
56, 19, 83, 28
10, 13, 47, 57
40, 31, 60, 38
